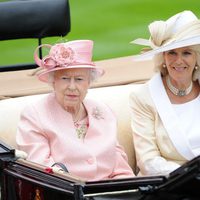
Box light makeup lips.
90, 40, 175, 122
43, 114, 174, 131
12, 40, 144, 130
65, 94, 79, 100
173, 66, 187, 72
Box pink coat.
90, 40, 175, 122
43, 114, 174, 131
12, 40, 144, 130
16, 93, 133, 181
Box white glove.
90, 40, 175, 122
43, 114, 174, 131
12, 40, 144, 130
142, 156, 180, 175
52, 166, 65, 173
15, 149, 28, 159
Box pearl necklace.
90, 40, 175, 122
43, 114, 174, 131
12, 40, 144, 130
166, 76, 193, 97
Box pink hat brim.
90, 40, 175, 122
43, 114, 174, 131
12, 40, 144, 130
37, 64, 105, 82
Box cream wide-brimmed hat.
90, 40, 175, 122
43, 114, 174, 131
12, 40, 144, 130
131, 10, 200, 60
34, 40, 105, 82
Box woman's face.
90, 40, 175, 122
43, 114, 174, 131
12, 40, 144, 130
163, 47, 197, 82
53, 68, 90, 110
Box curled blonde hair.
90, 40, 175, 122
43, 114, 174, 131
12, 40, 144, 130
153, 45, 200, 82
147, 16, 200, 82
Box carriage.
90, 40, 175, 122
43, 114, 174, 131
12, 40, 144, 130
0, 1, 199, 199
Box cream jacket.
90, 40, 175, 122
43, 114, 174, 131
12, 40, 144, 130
129, 73, 198, 175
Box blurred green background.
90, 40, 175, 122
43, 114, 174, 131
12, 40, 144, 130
0, 0, 199, 66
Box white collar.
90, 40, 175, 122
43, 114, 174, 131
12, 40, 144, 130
148, 73, 195, 160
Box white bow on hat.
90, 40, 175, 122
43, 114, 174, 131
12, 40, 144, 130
131, 10, 200, 60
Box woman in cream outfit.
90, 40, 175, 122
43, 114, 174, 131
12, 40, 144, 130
130, 11, 200, 175
16, 40, 134, 181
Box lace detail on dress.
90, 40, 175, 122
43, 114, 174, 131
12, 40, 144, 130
74, 117, 89, 139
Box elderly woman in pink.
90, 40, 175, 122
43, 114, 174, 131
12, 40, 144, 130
16, 40, 134, 181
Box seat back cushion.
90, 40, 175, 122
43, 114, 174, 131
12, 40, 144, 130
0, 84, 141, 171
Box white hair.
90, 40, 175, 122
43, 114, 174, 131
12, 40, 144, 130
47, 68, 99, 86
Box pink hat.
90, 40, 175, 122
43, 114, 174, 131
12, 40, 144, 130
34, 40, 104, 82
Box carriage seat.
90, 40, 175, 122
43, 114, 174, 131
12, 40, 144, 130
0, 83, 143, 173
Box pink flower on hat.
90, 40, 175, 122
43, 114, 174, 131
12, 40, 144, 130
42, 44, 75, 70
34, 40, 105, 82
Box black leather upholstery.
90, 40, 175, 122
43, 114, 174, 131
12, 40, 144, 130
0, 0, 70, 40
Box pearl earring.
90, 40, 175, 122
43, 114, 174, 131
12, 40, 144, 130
163, 64, 166, 68
195, 65, 198, 70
